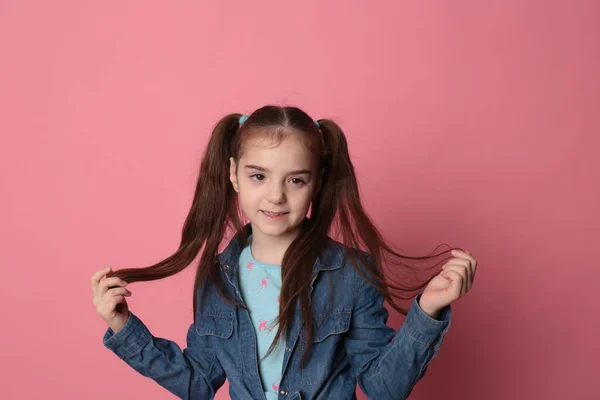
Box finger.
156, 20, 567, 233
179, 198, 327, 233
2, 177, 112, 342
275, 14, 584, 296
445, 258, 470, 268
454, 256, 476, 290
96, 276, 129, 296
97, 288, 131, 319
442, 269, 465, 297
446, 258, 474, 290
91, 266, 111, 285
101, 295, 128, 318
91, 267, 112, 293
452, 250, 477, 271
449, 262, 472, 293
443, 260, 470, 278
108, 293, 129, 309
102, 287, 132, 303
442, 267, 467, 297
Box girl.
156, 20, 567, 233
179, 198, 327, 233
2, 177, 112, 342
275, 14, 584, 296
91, 105, 477, 400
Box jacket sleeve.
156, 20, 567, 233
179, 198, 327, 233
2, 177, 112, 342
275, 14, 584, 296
102, 311, 226, 400
344, 257, 452, 399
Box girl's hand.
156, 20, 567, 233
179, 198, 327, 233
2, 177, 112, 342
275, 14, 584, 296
418, 250, 478, 318
91, 266, 132, 334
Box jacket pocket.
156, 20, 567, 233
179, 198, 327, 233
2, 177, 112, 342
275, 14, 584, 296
194, 311, 241, 376
301, 309, 351, 385
195, 311, 234, 339
312, 309, 352, 342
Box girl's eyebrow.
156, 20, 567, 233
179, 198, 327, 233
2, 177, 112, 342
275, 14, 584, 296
244, 164, 312, 176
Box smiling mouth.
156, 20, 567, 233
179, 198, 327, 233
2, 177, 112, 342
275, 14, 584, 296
262, 211, 289, 216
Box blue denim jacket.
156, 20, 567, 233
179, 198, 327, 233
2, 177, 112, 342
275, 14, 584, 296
103, 224, 452, 399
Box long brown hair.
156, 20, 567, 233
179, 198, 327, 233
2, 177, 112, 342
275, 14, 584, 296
107, 105, 465, 364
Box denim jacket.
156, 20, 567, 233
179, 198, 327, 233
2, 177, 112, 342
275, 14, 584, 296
103, 223, 452, 399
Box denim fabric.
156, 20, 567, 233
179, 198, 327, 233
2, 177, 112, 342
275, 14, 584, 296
103, 222, 452, 399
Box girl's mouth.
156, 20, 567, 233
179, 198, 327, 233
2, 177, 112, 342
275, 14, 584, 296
262, 211, 289, 219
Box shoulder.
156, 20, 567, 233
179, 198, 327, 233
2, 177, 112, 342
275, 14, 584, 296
320, 237, 376, 291
318, 239, 387, 319
323, 236, 372, 268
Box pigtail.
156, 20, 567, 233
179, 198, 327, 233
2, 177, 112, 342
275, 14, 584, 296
107, 113, 245, 322
315, 119, 390, 295
316, 119, 456, 316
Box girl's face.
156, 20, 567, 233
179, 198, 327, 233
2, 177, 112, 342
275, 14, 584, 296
229, 133, 321, 240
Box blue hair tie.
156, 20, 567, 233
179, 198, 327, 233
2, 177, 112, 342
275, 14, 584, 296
238, 115, 320, 128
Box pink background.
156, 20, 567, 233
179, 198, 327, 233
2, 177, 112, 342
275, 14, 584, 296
1, 1, 598, 399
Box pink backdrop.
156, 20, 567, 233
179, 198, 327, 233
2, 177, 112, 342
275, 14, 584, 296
1, 1, 598, 399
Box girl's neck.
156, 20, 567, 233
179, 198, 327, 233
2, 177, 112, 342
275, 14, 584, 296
248, 224, 302, 266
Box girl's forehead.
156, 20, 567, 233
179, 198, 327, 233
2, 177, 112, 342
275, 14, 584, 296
241, 134, 313, 161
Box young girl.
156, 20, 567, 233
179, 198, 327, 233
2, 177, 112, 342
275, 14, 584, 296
91, 105, 477, 400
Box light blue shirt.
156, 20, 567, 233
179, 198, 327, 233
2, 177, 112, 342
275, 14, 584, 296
237, 235, 285, 400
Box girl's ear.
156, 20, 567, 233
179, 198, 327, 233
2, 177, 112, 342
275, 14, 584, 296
229, 157, 239, 192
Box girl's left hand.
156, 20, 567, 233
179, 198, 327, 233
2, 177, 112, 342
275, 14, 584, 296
418, 249, 478, 318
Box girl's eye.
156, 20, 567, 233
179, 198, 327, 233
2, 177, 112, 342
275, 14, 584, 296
249, 174, 306, 185
290, 178, 306, 185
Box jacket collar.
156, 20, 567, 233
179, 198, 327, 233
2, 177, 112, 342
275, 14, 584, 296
216, 219, 344, 276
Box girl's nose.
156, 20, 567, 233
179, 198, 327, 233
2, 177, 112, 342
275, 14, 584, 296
268, 185, 286, 203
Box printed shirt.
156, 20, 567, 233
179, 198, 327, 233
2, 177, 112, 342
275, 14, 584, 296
237, 234, 285, 400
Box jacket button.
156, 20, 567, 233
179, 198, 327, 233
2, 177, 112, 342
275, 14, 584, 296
279, 389, 288, 396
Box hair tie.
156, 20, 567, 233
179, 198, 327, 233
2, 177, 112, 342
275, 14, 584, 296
238, 115, 320, 128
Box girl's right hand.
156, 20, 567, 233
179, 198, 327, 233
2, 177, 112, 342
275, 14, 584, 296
91, 266, 132, 334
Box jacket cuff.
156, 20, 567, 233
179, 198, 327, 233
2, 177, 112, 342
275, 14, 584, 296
402, 292, 452, 347
102, 312, 152, 359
